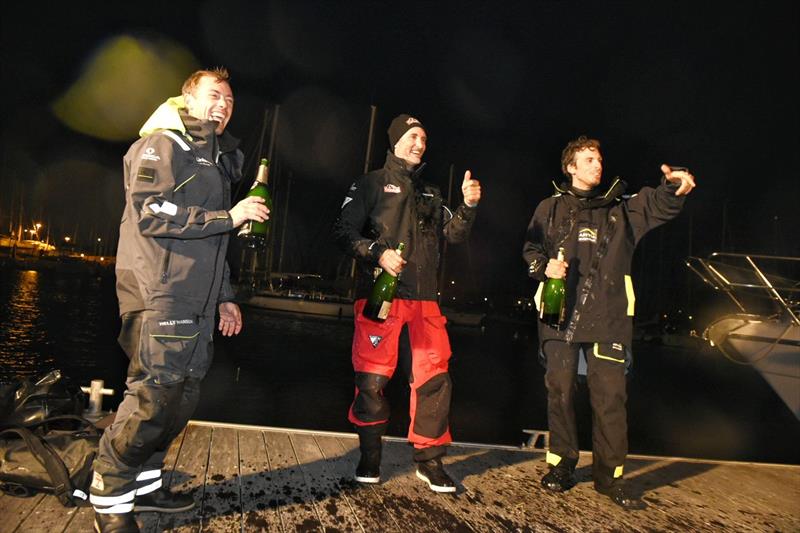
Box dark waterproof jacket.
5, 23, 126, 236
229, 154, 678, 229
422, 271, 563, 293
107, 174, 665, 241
115, 96, 244, 316
333, 151, 477, 300
523, 178, 685, 346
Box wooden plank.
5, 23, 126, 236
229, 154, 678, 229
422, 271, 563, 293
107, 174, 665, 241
155, 424, 213, 532
290, 432, 362, 532
13, 494, 83, 533
316, 434, 401, 531
61, 506, 96, 533
137, 426, 188, 533
2, 421, 799, 533
0, 493, 46, 533
440, 446, 535, 531
237, 429, 283, 532
263, 429, 323, 530
199, 426, 242, 531
366, 439, 474, 533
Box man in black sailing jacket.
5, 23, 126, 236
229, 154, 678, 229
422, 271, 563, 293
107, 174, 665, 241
90, 68, 269, 533
523, 135, 696, 509
333, 114, 481, 492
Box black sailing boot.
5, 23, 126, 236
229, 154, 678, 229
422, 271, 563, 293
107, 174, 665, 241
355, 448, 382, 483
134, 487, 195, 513
94, 512, 140, 533
595, 479, 644, 510
354, 427, 383, 483
416, 457, 456, 493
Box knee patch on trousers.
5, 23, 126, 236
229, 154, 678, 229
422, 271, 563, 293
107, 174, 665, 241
111, 380, 184, 467
352, 372, 391, 424
413, 372, 452, 439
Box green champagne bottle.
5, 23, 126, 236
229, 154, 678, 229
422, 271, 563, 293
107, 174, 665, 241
237, 158, 272, 249
540, 247, 567, 329
363, 243, 405, 322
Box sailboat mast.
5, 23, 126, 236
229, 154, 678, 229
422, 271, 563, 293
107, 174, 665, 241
348, 105, 378, 299
438, 164, 455, 305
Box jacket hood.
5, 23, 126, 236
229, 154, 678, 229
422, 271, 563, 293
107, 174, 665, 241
139, 96, 187, 137
138, 95, 241, 157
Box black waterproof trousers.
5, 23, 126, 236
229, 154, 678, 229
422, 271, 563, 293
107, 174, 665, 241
543, 340, 628, 487
89, 310, 213, 514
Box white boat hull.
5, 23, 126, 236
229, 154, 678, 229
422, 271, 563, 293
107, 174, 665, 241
704, 314, 800, 419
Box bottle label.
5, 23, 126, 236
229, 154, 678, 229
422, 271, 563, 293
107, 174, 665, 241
377, 301, 392, 320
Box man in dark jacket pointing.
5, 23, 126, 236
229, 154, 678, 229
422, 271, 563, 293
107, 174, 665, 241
333, 114, 481, 492
523, 135, 696, 509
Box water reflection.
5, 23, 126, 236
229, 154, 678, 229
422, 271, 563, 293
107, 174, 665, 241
0, 270, 55, 375
0, 268, 124, 388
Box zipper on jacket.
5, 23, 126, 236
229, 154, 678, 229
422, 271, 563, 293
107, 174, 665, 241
160, 243, 173, 284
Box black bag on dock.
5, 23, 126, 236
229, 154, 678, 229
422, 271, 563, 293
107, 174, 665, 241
0, 414, 99, 507
0, 369, 85, 428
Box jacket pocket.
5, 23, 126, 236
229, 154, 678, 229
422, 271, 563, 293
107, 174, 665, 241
142, 317, 201, 384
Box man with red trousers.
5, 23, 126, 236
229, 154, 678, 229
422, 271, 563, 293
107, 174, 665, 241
333, 114, 481, 492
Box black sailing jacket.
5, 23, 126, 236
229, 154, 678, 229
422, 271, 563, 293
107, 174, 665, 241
523, 177, 685, 347
115, 97, 243, 316
333, 151, 477, 301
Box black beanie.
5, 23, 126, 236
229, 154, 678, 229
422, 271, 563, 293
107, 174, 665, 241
387, 114, 425, 147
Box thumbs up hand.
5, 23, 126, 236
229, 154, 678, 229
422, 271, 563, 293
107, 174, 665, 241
461, 170, 481, 207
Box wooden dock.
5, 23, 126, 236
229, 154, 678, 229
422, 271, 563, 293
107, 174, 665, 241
1, 420, 798, 532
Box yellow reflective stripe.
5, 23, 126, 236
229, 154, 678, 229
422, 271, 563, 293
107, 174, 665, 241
149, 332, 200, 340
624, 274, 635, 316
593, 343, 625, 364
174, 173, 197, 192
534, 282, 544, 312
614, 465, 624, 478
546, 451, 562, 466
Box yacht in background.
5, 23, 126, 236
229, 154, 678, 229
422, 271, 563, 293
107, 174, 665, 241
687, 252, 800, 419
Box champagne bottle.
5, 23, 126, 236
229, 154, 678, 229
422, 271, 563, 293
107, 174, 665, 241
363, 243, 405, 322
539, 247, 567, 329
237, 158, 272, 248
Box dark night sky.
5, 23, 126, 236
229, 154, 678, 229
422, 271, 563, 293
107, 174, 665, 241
2, 1, 798, 312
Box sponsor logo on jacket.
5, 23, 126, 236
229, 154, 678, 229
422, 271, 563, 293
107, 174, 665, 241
158, 319, 194, 326
141, 147, 161, 162
384, 184, 401, 194
578, 227, 598, 243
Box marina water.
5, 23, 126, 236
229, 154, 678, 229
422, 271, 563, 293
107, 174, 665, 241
1, 267, 798, 464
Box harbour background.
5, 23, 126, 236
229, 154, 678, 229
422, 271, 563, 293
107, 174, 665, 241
1, 266, 798, 465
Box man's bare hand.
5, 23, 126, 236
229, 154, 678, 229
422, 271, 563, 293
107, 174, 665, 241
661, 164, 696, 196
229, 196, 270, 227
378, 248, 407, 277
218, 302, 242, 336
544, 257, 568, 279
462, 170, 482, 207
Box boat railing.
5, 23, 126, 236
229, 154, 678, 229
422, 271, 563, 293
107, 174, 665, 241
686, 253, 800, 326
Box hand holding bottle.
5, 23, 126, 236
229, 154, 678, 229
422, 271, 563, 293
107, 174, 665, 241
229, 196, 270, 228
544, 255, 568, 279
365, 243, 406, 322
540, 247, 567, 329
379, 248, 407, 277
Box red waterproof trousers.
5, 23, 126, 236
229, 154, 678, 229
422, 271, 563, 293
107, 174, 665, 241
349, 299, 452, 450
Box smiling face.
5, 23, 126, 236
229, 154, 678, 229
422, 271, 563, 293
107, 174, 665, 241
393, 126, 427, 166
567, 147, 603, 190
184, 75, 234, 135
